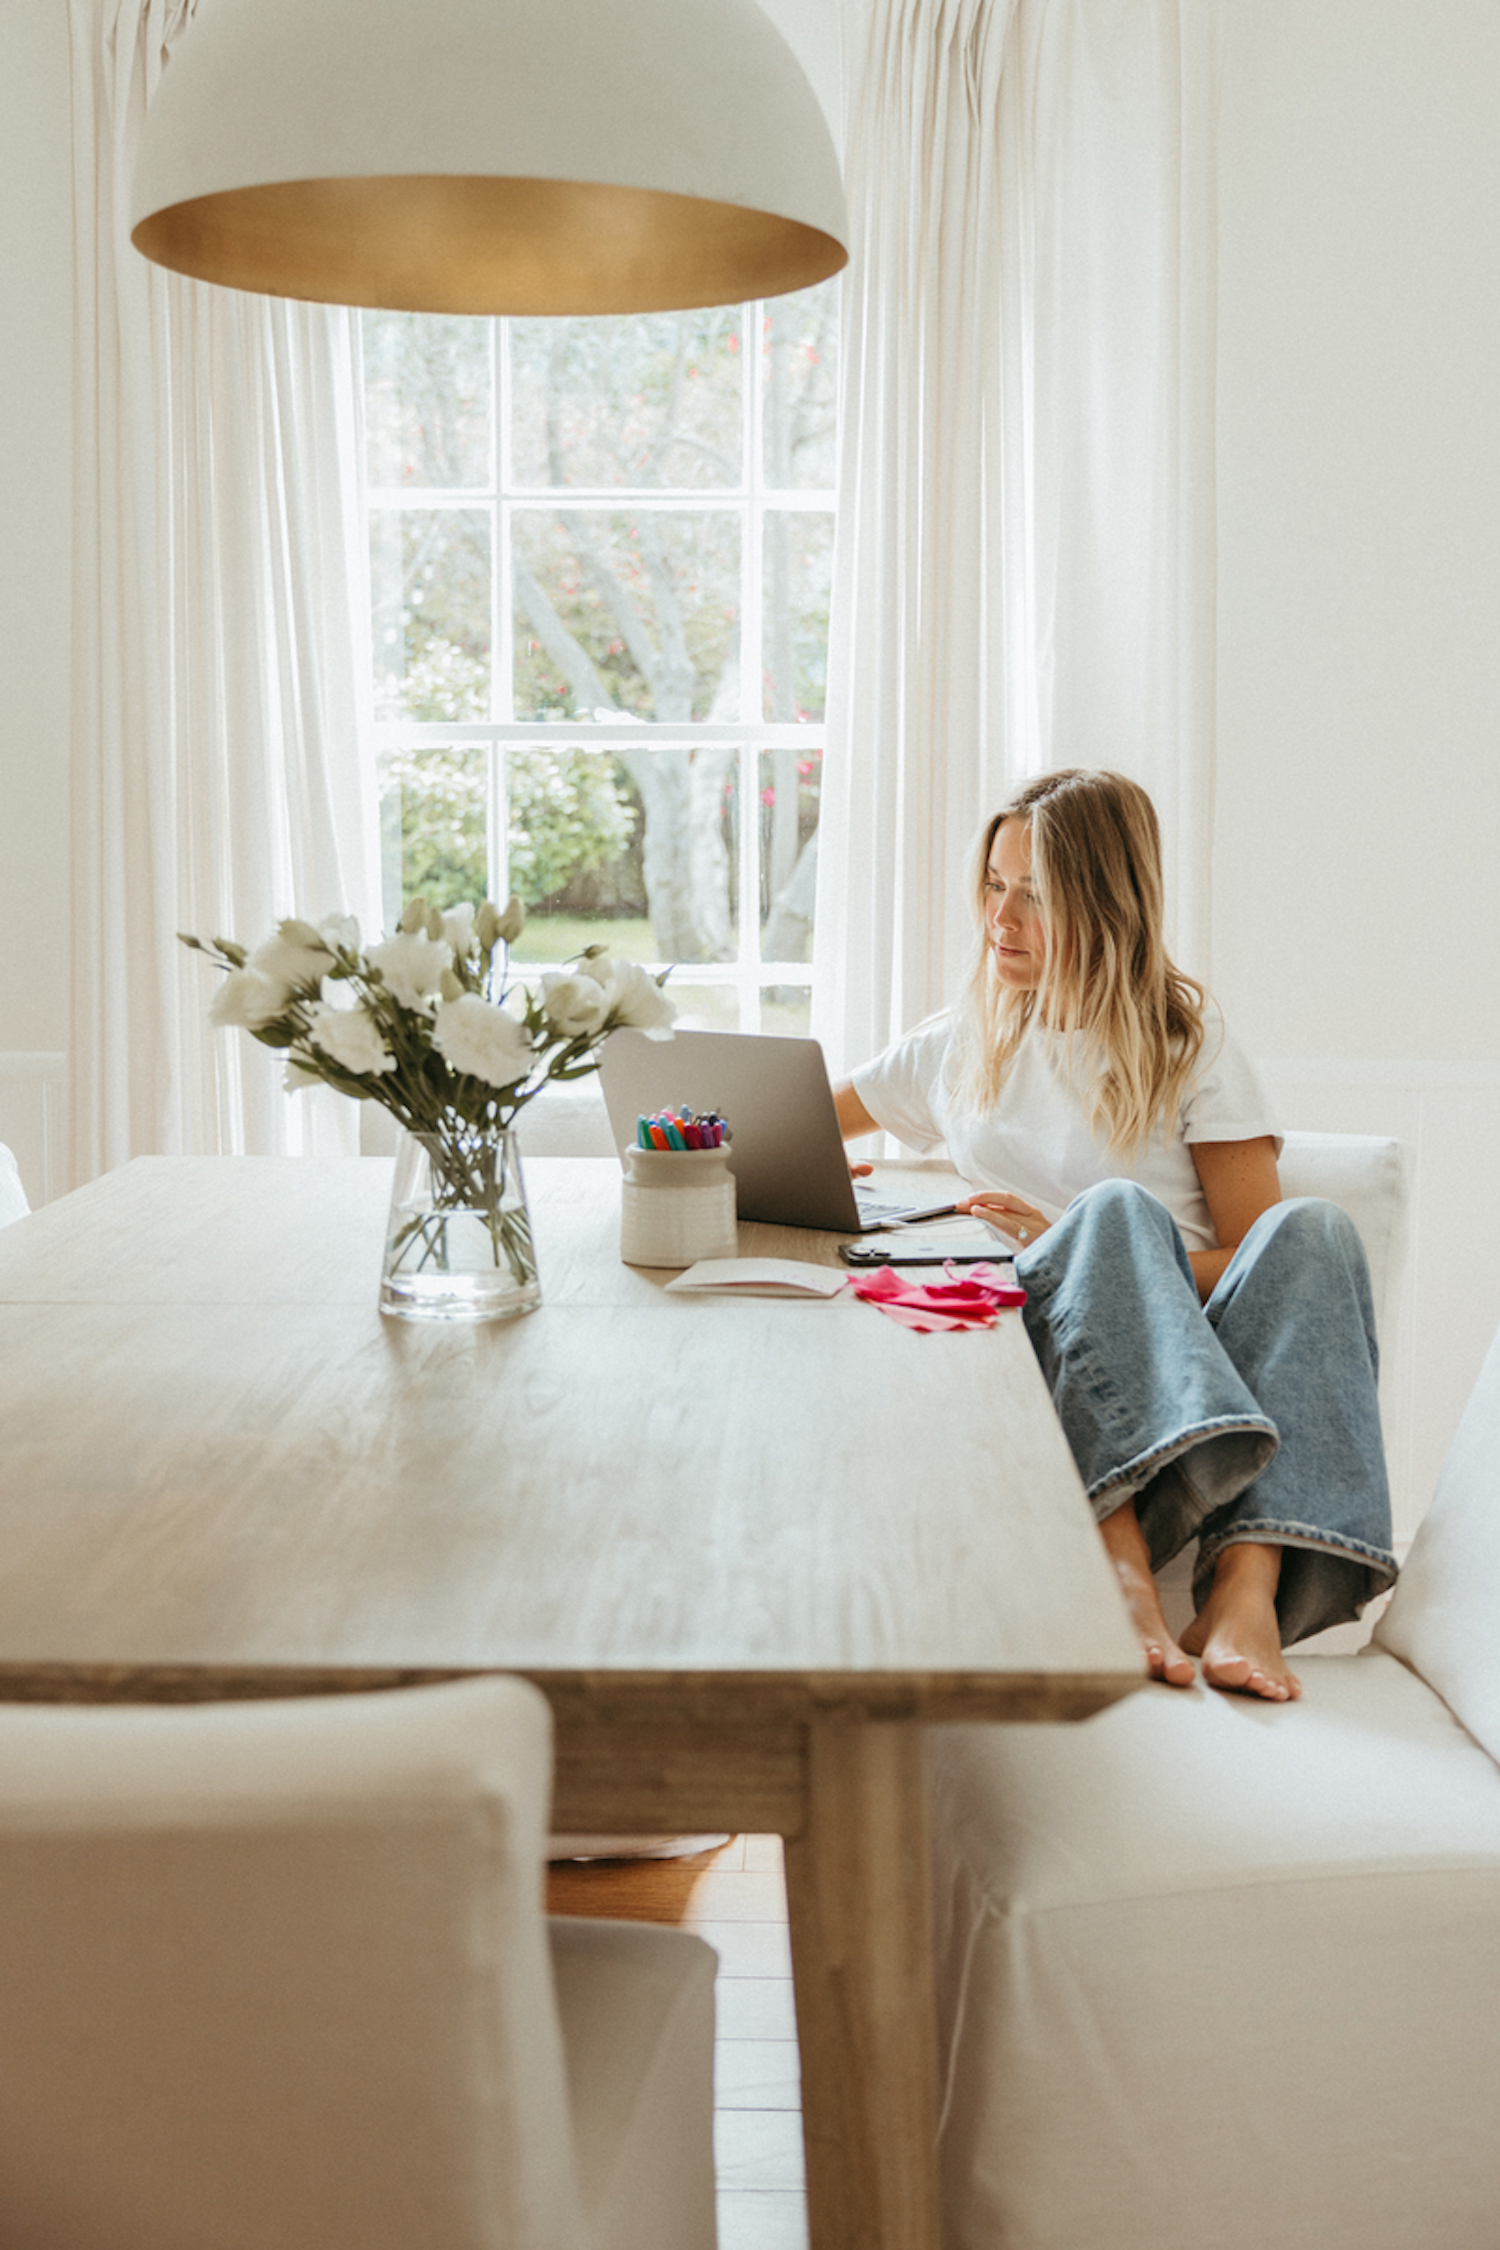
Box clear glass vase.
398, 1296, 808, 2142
379, 1126, 540, 1323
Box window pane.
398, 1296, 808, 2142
658, 982, 743, 1033
510, 311, 743, 489
510, 741, 741, 966
763, 510, 833, 722
760, 745, 820, 962
363, 312, 492, 488
505, 745, 739, 969
512, 511, 739, 723
762, 279, 839, 491
378, 742, 488, 921
504, 749, 646, 961
372, 509, 492, 721
761, 988, 812, 1037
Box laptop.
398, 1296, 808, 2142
597, 1029, 962, 1233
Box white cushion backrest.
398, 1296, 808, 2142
1276, 1131, 1407, 1348
0, 1676, 587, 2250
1375, 1323, 1500, 1765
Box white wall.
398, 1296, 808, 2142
0, 0, 73, 1203
1213, 0, 1500, 1537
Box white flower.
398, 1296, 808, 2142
208, 968, 288, 1031
305, 1002, 395, 1076
367, 930, 451, 1010
250, 922, 333, 990
495, 893, 526, 944
317, 912, 360, 955
583, 954, 677, 1038
442, 903, 476, 959
284, 1057, 322, 1092
475, 894, 524, 952
540, 970, 611, 1039
432, 994, 534, 1088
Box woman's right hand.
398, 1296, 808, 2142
957, 1191, 1052, 1248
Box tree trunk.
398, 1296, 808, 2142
618, 745, 735, 961
763, 831, 817, 963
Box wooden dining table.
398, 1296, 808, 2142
0, 1153, 1141, 2250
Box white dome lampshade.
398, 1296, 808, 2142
129, 0, 848, 313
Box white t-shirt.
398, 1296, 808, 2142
850, 1004, 1281, 1252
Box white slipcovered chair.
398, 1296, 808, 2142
927, 1133, 1500, 2250
0, 1676, 717, 2250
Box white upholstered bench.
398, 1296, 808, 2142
926, 1133, 1500, 2250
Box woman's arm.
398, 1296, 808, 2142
1189, 1136, 1281, 1302
832, 1080, 880, 1178
833, 1081, 880, 1140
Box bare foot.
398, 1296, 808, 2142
1180, 1541, 1302, 1702
1098, 1501, 1197, 1687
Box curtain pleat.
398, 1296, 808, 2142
814, 0, 1219, 1080
68, 0, 380, 1183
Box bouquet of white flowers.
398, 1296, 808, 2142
181, 896, 674, 1319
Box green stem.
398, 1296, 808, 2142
389, 1127, 537, 1290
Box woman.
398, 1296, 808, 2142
834, 769, 1396, 1702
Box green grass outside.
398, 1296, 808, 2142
506, 914, 811, 1037
510, 916, 659, 965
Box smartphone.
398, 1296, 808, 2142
838, 1241, 1014, 1269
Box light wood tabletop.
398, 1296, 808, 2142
0, 1155, 1141, 2250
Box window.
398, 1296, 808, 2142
362, 285, 838, 1033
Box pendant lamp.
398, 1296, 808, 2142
129, 0, 848, 313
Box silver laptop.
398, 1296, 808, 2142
597, 1029, 960, 1233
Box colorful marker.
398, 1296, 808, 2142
635, 1109, 729, 1150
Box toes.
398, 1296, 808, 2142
1203, 1654, 1295, 1702
1203, 1653, 1254, 1691
1143, 1641, 1197, 1688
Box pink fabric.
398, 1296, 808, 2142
848, 1263, 1026, 1333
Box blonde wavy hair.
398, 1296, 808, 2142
949, 769, 1207, 1153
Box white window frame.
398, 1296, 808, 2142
365, 302, 834, 1031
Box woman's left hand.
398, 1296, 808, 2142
956, 1192, 1052, 1248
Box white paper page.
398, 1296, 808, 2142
664, 1258, 848, 1298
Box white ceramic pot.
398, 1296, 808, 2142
619, 1141, 738, 1268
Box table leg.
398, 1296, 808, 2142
782, 1720, 942, 2250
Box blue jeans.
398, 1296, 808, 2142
1014, 1180, 1398, 1646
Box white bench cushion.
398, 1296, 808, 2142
1376, 1319, 1500, 1768
928, 1650, 1500, 2250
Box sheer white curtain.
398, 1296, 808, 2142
68, 0, 380, 1186
814, 0, 1220, 1078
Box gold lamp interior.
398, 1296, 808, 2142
131, 174, 847, 316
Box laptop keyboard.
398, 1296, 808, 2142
853, 1189, 919, 1224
